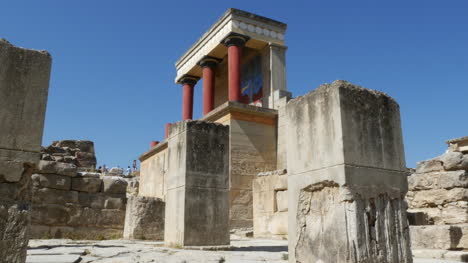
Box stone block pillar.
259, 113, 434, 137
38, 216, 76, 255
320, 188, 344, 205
286, 80, 412, 263
0, 39, 51, 263
164, 120, 230, 247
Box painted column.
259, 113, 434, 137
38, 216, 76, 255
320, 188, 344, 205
222, 33, 250, 102
178, 75, 199, 120
198, 56, 222, 116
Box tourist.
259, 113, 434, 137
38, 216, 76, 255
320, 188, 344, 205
133, 160, 137, 171
125, 166, 131, 176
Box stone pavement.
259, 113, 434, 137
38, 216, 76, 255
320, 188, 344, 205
26, 238, 466, 263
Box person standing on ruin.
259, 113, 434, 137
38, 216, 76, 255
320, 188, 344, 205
125, 166, 131, 176
132, 160, 137, 172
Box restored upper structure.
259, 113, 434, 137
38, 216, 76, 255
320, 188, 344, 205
174, 8, 289, 121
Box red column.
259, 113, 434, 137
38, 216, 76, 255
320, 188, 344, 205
182, 83, 194, 120
202, 66, 215, 115
178, 75, 199, 120
228, 45, 241, 102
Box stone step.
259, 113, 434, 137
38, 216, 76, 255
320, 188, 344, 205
413, 249, 468, 262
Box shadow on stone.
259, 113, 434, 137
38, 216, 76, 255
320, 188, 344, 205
231, 245, 287, 252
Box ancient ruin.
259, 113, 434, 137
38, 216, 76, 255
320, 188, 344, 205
1, 7, 467, 263
407, 137, 468, 261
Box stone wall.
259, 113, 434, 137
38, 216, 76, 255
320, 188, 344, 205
407, 138, 468, 258
30, 142, 128, 240
286, 80, 411, 263
252, 169, 288, 239
0, 39, 51, 263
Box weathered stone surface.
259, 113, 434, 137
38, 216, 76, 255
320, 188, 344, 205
31, 204, 73, 226
0, 38, 51, 263
75, 151, 97, 169
295, 183, 411, 263
124, 196, 165, 240
286, 81, 411, 263
416, 159, 444, 173
0, 161, 25, 182
37, 160, 77, 177
410, 225, 468, 250
439, 151, 468, 171
101, 176, 128, 194
71, 177, 102, 193
108, 167, 124, 176
407, 188, 468, 207
276, 190, 288, 212
32, 173, 71, 190
408, 204, 468, 225
0, 39, 51, 153
32, 187, 78, 205
0, 202, 30, 263
164, 121, 230, 247
408, 170, 468, 190
77, 192, 105, 209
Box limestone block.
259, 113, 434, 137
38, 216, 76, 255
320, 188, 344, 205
77, 192, 105, 209
75, 151, 96, 169
408, 170, 468, 190
71, 177, 102, 193
286, 81, 410, 263
164, 121, 229, 247
276, 190, 288, 212
104, 196, 126, 210
267, 212, 288, 236
410, 225, 468, 250
32, 187, 78, 205
408, 205, 468, 225
0, 161, 24, 182
440, 151, 468, 171
99, 209, 126, 227
101, 176, 128, 194
77, 172, 100, 178
108, 167, 124, 176
32, 173, 71, 190
416, 159, 444, 173
408, 188, 468, 207
123, 195, 165, 240
274, 174, 288, 190
31, 204, 73, 226
37, 160, 77, 177
0, 39, 51, 152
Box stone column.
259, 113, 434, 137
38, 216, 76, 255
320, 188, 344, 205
164, 120, 230, 247
222, 33, 249, 102
286, 80, 412, 263
0, 39, 51, 263
178, 75, 199, 120
198, 56, 221, 116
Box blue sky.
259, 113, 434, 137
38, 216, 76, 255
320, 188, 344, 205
2, 0, 467, 168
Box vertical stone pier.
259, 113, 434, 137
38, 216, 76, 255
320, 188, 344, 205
286, 80, 412, 263
164, 121, 230, 247
0, 39, 51, 262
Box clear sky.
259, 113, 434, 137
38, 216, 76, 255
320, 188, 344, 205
2, 0, 467, 169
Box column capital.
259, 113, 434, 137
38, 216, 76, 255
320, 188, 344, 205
177, 74, 200, 85
221, 33, 250, 47
197, 56, 222, 68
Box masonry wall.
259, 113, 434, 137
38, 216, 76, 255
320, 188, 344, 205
407, 145, 468, 254
0, 39, 51, 263
30, 143, 128, 240
139, 143, 168, 200
252, 169, 288, 238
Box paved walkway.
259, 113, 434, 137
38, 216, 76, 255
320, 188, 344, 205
26, 238, 465, 263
